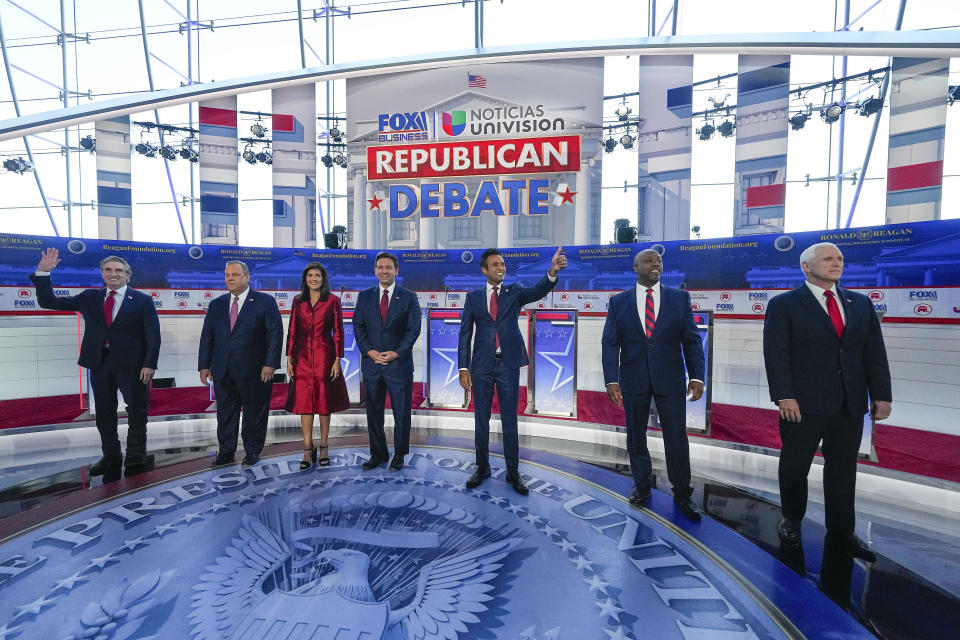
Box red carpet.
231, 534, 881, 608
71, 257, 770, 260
1, 386, 957, 483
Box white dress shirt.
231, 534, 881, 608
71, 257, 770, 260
379, 281, 396, 308
104, 285, 128, 322
804, 281, 846, 325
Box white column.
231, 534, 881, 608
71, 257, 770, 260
574, 169, 590, 245
419, 180, 436, 248
365, 180, 378, 249
352, 169, 367, 249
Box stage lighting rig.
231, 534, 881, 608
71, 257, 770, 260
250, 121, 267, 138
789, 111, 810, 130
135, 142, 157, 157
179, 141, 199, 162
329, 125, 343, 142
604, 137, 617, 153
334, 153, 348, 168
242, 144, 257, 165
820, 102, 844, 124
697, 122, 715, 141
615, 103, 632, 121
79, 135, 96, 152
619, 132, 635, 149
2, 157, 33, 174
159, 145, 179, 161
321, 154, 333, 168
718, 119, 736, 138
255, 148, 273, 165
858, 97, 883, 116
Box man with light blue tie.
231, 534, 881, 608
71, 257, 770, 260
602, 248, 705, 521
458, 246, 567, 494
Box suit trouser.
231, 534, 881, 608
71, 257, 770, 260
364, 372, 413, 459
89, 348, 150, 460
623, 385, 691, 496
213, 370, 273, 456
778, 411, 863, 533
472, 358, 521, 472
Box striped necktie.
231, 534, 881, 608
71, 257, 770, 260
644, 288, 655, 338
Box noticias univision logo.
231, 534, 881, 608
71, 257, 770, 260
442, 110, 466, 136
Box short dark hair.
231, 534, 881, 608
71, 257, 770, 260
480, 248, 502, 270
375, 252, 398, 269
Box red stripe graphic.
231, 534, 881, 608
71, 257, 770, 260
745, 183, 786, 208
430, 311, 462, 318
887, 160, 943, 192
272, 113, 295, 132
536, 312, 573, 320
198, 106, 237, 128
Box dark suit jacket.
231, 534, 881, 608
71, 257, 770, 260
198, 290, 283, 380
353, 285, 422, 380
31, 274, 160, 372
601, 284, 705, 396
763, 284, 891, 416
458, 275, 556, 374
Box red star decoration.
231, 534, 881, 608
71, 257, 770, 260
558, 187, 577, 205
368, 194, 384, 210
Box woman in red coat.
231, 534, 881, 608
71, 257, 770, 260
285, 263, 350, 468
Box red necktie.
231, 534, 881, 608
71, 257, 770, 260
490, 286, 500, 349
229, 296, 239, 332
644, 288, 655, 338
104, 290, 117, 327
824, 290, 844, 337
380, 288, 389, 323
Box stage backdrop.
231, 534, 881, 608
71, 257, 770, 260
1, 219, 959, 324
345, 59, 604, 252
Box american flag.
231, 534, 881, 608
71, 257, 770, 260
468, 73, 486, 88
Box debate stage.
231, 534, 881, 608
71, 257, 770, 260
1, 420, 958, 640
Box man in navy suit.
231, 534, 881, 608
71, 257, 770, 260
601, 249, 705, 521
199, 260, 283, 466
353, 252, 422, 471
32, 248, 161, 477
763, 242, 891, 561
458, 246, 567, 494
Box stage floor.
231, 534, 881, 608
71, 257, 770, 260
0, 421, 958, 639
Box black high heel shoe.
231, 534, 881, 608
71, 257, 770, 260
300, 447, 317, 470
318, 443, 330, 467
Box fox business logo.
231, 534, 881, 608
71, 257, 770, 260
869, 290, 884, 302
909, 291, 937, 301
153, 300, 163, 308
873, 304, 888, 312
748, 292, 768, 301
914, 303, 933, 316
54, 289, 71, 296
275, 292, 289, 299
719, 292, 732, 302
15, 299, 36, 308
174, 291, 190, 299
378, 112, 430, 142
716, 303, 734, 311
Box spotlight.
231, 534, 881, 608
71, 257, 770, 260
179, 143, 199, 162
948, 85, 960, 106
789, 112, 810, 130
255, 148, 273, 165
135, 142, 157, 157
334, 153, 347, 168
321, 154, 333, 168
159, 145, 178, 161
2, 157, 33, 174
604, 137, 617, 153
79, 135, 96, 151
619, 132, 634, 149
242, 144, 257, 164
858, 97, 883, 116
329, 126, 342, 142
250, 122, 267, 138
697, 123, 715, 141
615, 103, 632, 121
718, 119, 736, 138
820, 102, 844, 124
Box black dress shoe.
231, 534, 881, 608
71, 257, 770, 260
674, 496, 702, 522
211, 452, 235, 467
241, 453, 261, 466
465, 467, 491, 489
89, 456, 122, 476
389, 454, 404, 471
506, 470, 529, 496
629, 486, 652, 507
841, 533, 877, 562
362, 456, 385, 470
777, 518, 802, 546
